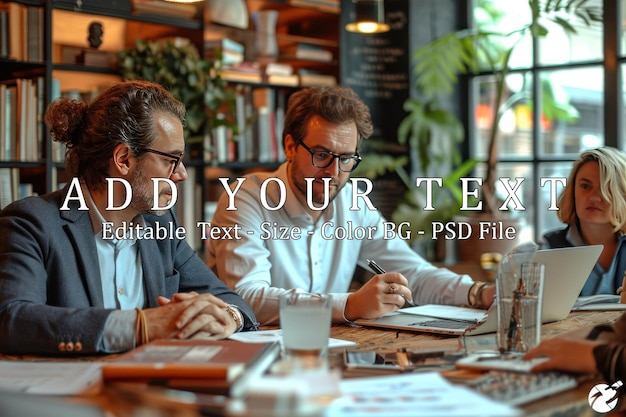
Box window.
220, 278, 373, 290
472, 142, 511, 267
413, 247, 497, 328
468, 0, 610, 242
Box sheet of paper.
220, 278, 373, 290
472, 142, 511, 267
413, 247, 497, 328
229, 329, 357, 349
572, 295, 626, 311
0, 361, 102, 395
399, 304, 488, 322
324, 372, 520, 417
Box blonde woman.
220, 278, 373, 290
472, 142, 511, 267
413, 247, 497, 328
542, 146, 626, 295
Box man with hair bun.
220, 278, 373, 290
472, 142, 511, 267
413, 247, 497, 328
0, 80, 257, 356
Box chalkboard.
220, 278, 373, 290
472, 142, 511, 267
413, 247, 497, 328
340, 0, 410, 142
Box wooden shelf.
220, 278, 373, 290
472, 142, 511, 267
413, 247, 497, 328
52, 3, 202, 30
0, 60, 46, 82
0, 0, 339, 219
52, 64, 120, 75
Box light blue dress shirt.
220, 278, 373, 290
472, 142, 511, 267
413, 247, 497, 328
83, 184, 143, 352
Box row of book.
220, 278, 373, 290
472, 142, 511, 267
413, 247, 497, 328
0, 76, 99, 166
206, 37, 336, 87
0, 2, 44, 62
221, 62, 337, 88
203, 85, 287, 165
207, 38, 335, 63
0, 167, 35, 210
1, 78, 44, 163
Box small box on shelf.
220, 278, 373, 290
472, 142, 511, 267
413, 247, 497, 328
76, 49, 118, 68
58, 44, 118, 68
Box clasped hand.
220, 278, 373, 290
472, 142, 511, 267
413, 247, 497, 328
142, 292, 237, 341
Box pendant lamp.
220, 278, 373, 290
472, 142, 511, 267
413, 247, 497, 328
345, 0, 390, 34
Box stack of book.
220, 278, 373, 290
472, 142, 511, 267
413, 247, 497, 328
264, 62, 299, 86
205, 37, 244, 66
283, 42, 333, 62
298, 69, 336, 87
220, 62, 263, 84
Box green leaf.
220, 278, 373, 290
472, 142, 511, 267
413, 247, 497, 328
118, 39, 237, 141
551, 16, 577, 34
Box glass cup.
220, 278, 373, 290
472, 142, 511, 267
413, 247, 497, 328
496, 262, 545, 353
279, 292, 332, 369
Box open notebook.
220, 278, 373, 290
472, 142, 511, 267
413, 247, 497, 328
355, 245, 603, 335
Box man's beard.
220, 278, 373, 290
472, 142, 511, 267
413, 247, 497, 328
130, 166, 171, 216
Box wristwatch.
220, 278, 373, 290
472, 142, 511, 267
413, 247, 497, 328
225, 304, 244, 332
468, 282, 490, 309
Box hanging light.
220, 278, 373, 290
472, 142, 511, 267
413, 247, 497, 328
345, 0, 390, 34
163, 0, 203, 3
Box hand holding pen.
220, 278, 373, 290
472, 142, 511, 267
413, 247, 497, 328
367, 259, 417, 308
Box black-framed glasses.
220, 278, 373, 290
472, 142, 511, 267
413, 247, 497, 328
298, 141, 361, 172
140, 148, 184, 175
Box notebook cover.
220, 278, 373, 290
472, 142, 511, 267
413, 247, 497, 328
101, 339, 275, 382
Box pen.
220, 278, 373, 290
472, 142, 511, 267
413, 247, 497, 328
367, 259, 385, 275
366, 259, 417, 307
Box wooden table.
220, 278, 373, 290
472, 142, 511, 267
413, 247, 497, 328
330, 309, 622, 352
1, 310, 623, 417
326, 310, 625, 417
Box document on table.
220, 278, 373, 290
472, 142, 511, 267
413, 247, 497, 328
325, 372, 520, 417
229, 329, 357, 349
398, 304, 488, 322
0, 361, 102, 395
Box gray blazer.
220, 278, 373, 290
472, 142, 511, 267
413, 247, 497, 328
0, 186, 257, 355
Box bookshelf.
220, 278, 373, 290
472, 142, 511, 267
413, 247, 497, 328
0, 0, 340, 248
201, 0, 340, 219
0, 0, 205, 204
205, 0, 339, 78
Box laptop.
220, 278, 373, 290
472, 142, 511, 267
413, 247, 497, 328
355, 245, 603, 335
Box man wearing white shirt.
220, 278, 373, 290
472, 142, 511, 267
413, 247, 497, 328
207, 86, 494, 325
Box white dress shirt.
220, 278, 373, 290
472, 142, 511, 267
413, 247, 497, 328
207, 163, 474, 325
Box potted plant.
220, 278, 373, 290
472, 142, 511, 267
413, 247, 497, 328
118, 38, 237, 160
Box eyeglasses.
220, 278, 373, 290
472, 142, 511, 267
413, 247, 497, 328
140, 148, 184, 175
299, 142, 361, 172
